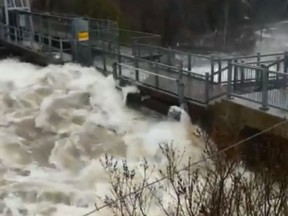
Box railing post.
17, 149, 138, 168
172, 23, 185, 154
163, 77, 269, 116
240, 60, 245, 84
256, 52, 261, 84
132, 39, 136, 56
149, 47, 153, 67
233, 59, 238, 89
30, 25, 33, 47
257, 52, 261, 66
134, 56, 139, 81
167, 48, 172, 73
112, 62, 118, 80
210, 57, 215, 82
102, 40, 107, 73
218, 59, 222, 83
205, 72, 210, 104
14, 26, 18, 44
178, 60, 183, 81
132, 39, 139, 57
154, 61, 159, 88
177, 81, 186, 110
276, 56, 280, 86
227, 60, 233, 99
260, 64, 269, 111
136, 40, 141, 57
39, 15, 43, 45
177, 61, 186, 110
117, 46, 122, 76
59, 38, 63, 61
188, 54, 192, 71
283, 52, 288, 89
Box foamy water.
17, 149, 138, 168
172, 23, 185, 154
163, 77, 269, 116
0, 58, 206, 216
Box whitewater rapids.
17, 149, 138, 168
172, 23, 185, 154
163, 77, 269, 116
0, 58, 207, 216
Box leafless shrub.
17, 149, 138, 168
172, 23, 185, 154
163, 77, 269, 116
99, 154, 155, 216
98, 135, 288, 216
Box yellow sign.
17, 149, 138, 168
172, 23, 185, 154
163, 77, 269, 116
78, 31, 89, 41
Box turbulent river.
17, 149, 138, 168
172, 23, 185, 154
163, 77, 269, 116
0, 58, 206, 216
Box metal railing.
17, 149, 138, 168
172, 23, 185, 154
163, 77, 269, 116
112, 54, 227, 105
2, 9, 288, 111
0, 23, 72, 63
212, 52, 288, 84
134, 43, 211, 71
15, 10, 72, 39
227, 62, 288, 111
32, 10, 118, 30
89, 28, 161, 55
16, 10, 119, 42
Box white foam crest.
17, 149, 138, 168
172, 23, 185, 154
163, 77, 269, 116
0, 58, 207, 215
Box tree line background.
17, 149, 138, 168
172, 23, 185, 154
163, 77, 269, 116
32, 0, 288, 50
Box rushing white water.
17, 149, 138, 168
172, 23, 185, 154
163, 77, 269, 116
0, 58, 206, 216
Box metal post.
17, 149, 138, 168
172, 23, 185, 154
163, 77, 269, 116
205, 72, 210, 104
29, 14, 34, 47
30, 19, 33, 47
177, 82, 186, 110
59, 38, 63, 61
132, 39, 137, 56
188, 54, 192, 71
134, 56, 139, 81
260, 65, 269, 111
117, 43, 122, 76
227, 60, 233, 99
178, 60, 183, 81
177, 61, 186, 109
4, 0, 9, 41
47, 18, 52, 54
136, 40, 140, 57
112, 62, 117, 80
39, 15, 43, 45
14, 26, 18, 44
240, 60, 244, 84
256, 52, 261, 84
210, 57, 215, 82
276, 56, 280, 86
233, 59, 238, 89
155, 61, 159, 88
149, 46, 153, 67
167, 48, 172, 73
102, 40, 107, 73
283, 52, 288, 89
218, 60, 222, 83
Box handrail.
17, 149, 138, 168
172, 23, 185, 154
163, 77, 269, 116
135, 42, 211, 59
0, 24, 71, 57
267, 58, 284, 68
118, 63, 178, 81
212, 65, 229, 75
31, 10, 118, 25
231, 62, 286, 75
219, 52, 286, 61
121, 54, 207, 79
245, 59, 283, 65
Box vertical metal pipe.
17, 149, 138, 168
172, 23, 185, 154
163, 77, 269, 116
260, 64, 269, 111
205, 72, 210, 103
210, 57, 214, 82
227, 60, 233, 99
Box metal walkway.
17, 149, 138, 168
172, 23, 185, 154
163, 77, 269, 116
0, 1, 288, 116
